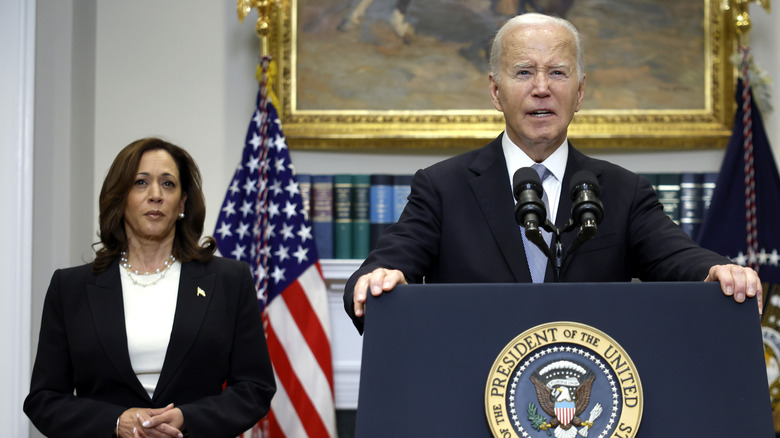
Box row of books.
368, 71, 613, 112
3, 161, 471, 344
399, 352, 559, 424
299, 174, 413, 260
300, 172, 720, 260
640, 172, 719, 242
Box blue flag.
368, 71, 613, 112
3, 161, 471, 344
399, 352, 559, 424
697, 78, 780, 415
698, 79, 780, 296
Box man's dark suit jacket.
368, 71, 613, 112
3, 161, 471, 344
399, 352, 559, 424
344, 135, 729, 333
24, 256, 276, 438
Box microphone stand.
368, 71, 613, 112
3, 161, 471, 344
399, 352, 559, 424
527, 219, 579, 282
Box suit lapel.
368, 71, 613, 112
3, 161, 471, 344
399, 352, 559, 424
154, 261, 215, 400
468, 137, 532, 282
87, 259, 151, 401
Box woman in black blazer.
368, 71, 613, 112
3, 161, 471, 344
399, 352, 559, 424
24, 138, 275, 438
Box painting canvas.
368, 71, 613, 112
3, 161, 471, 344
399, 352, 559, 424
297, 0, 704, 111
273, 0, 734, 149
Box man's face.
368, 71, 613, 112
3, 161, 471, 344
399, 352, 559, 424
489, 23, 585, 158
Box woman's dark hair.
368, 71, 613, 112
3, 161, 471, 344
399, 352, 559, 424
92, 137, 216, 273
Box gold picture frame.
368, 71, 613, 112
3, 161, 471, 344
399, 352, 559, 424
269, 0, 736, 150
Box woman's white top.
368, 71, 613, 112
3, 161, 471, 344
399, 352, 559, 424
119, 262, 181, 399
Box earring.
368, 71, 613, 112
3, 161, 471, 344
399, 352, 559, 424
178, 212, 185, 220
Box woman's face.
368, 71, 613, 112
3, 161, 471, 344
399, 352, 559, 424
123, 149, 187, 247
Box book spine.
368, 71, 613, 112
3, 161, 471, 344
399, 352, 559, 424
392, 174, 413, 223
333, 174, 353, 259
311, 174, 334, 260
701, 172, 718, 217
370, 174, 395, 250
679, 172, 703, 240
352, 174, 371, 260
656, 173, 681, 225
297, 173, 312, 223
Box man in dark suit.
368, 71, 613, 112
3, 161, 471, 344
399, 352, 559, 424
343, 13, 761, 333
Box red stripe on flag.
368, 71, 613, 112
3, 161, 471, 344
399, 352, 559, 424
281, 279, 334, 389
265, 316, 331, 438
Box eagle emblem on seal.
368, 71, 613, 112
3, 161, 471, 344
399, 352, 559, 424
528, 360, 603, 438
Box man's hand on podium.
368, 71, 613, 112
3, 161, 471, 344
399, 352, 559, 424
352, 268, 407, 318
705, 264, 762, 313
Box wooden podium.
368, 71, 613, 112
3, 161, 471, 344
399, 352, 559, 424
355, 282, 774, 437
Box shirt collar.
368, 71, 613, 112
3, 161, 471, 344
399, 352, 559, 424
502, 134, 569, 185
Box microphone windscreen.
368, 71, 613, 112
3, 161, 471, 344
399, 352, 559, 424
513, 167, 542, 199
570, 170, 600, 197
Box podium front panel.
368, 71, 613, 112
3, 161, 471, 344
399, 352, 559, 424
355, 282, 773, 437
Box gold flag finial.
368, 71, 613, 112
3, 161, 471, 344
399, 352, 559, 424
237, 0, 282, 56
237, 0, 252, 23
721, 0, 771, 45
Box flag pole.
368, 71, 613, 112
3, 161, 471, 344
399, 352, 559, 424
237, 0, 282, 118
226, 3, 338, 436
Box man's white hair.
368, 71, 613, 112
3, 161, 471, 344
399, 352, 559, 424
489, 13, 585, 85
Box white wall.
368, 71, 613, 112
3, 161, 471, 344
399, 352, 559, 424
18, 0, 780, 436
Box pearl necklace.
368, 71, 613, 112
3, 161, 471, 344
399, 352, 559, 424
120, 251, 176, 287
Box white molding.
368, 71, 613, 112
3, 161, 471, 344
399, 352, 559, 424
322, 258, 363, 280
1, 0, 35, 435
322, 259, 363, 409
16, 0, 35, 434
333, 361, 362, 410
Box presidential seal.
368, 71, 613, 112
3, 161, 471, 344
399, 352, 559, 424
762, 326, 780, 408
485, 322, 643, 438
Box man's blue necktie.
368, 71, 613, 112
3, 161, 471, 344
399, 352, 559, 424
522, 164, 552, 283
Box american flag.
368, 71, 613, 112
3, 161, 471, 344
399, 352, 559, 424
214, 57, 336, 437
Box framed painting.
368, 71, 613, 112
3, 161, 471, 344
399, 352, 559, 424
268, 0, 736, 150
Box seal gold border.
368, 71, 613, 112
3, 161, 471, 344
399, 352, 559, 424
485, 321, 643, 438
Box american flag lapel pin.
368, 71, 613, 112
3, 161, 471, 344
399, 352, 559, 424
197, 287, 206, 297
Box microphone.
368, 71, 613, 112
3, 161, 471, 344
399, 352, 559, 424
570, 170, 604, 241
513, 167, 547, 240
